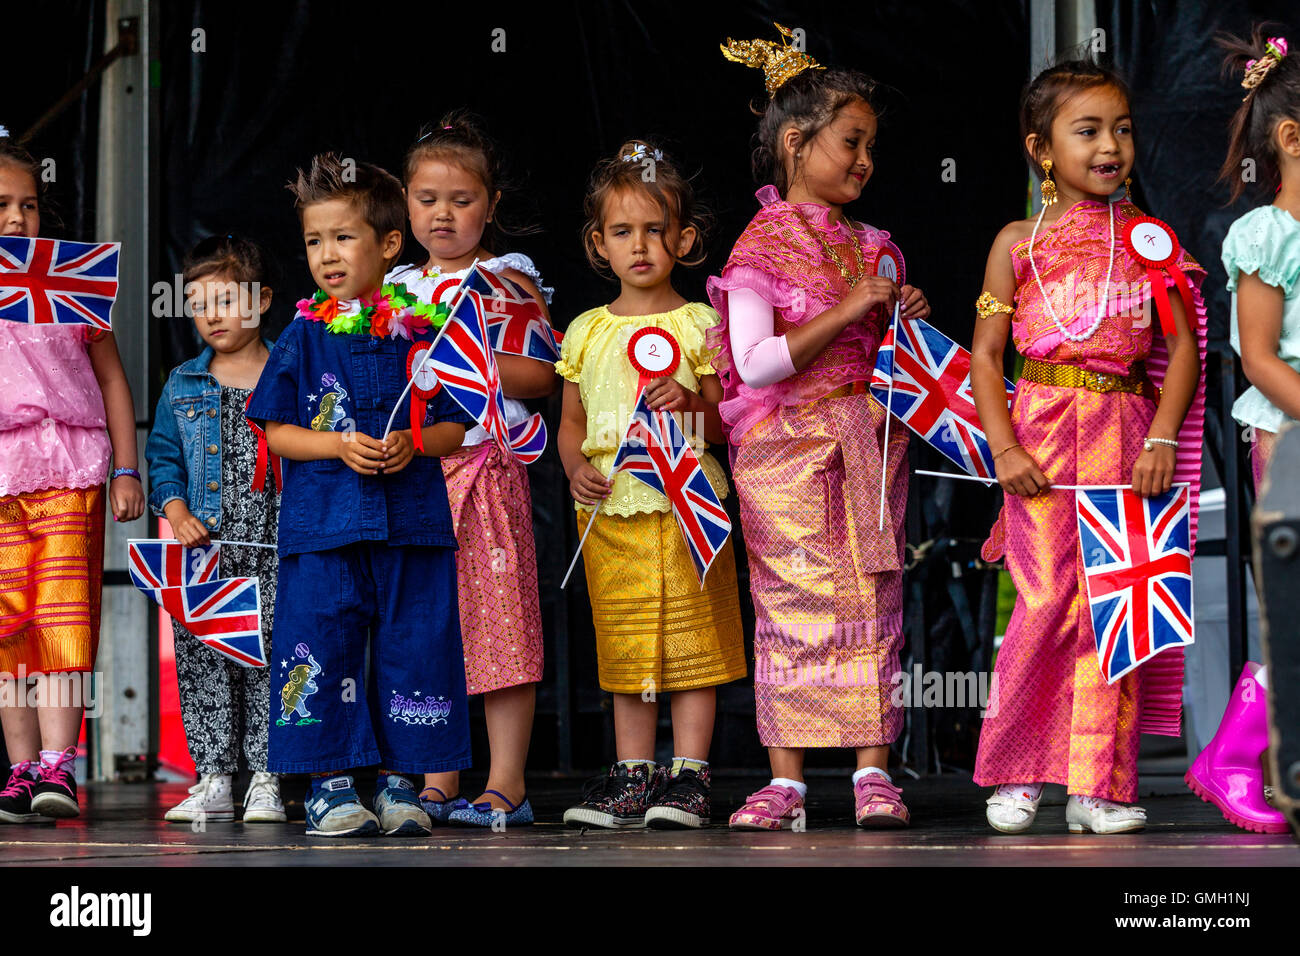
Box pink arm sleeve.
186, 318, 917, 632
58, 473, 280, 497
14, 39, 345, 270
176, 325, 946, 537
727, 287, 796, 388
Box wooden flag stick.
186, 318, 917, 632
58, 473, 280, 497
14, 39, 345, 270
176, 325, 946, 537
915, 469, 1190, 493
878, 301, 901, 531
560, 504, 603, 590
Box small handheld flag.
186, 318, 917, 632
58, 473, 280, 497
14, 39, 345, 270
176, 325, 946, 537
1076, 485, 1195, 683
0, 236, 120, 330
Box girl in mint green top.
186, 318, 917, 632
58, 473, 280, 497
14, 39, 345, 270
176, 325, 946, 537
1223, 204, 1300, 447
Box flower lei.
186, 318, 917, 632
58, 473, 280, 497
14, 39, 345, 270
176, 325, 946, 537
295, 282, 449, 339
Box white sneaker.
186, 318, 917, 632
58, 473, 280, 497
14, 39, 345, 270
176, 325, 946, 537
165, 773, 234, 823
985, 782, 1044, 833
1065, 793, 1146, 833
242, 772, 287, 823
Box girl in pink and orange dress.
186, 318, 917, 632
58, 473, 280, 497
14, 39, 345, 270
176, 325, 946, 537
970, 59, 1206, 834
386, 113, 555, 827
711, 26, 931, 829
0, 136, 145, 823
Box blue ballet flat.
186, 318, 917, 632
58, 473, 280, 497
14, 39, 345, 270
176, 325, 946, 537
447, 790, 534, 828
419, 787, 469, 825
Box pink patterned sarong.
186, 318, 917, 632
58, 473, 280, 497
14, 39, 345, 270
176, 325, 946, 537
974, 199, 1207, 800
441, 441, 543, 695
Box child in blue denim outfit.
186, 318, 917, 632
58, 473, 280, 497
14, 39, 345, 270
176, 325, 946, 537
146, 235, 285, 825
247, 154, 473, 837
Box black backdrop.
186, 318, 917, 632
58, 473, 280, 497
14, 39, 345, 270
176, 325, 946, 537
24, 1, 1294, 774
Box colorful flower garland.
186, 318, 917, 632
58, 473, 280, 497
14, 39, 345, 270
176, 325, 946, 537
295, 282, 449, 339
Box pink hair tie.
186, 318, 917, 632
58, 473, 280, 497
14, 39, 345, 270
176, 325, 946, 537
443, 125, 453, 130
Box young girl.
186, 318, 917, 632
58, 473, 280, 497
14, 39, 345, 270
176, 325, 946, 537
711, 27, 929, 829
386, 114, 555, 827
557, 141, 746, 830
970, 59, 1206, 834
1184, 28, 1296, 835
145, 235, 285, 824
0, 137, 144, 823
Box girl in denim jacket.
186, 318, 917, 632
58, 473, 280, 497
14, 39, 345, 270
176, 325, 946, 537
146, 236, 284, 824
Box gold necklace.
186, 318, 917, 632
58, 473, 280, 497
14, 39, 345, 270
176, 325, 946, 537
792, 204, 867, 288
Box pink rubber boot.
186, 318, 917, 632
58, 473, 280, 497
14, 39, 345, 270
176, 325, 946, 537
1185, 663, 1289, 834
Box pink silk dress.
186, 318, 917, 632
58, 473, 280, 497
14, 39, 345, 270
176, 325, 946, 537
974, 199, 1207, 801
706, 186, 909, 749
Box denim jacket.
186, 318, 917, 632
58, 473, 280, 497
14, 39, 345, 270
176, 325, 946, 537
145, 343, 271, 532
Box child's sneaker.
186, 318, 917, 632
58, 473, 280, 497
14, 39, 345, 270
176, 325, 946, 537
854, 773, 910, 828
0, 762, 43, 823
305, 775, 379, 837
646, 766, 711, 829
563, 762, 664, 829
242, 772, 287, 823
164, 773, 235, 823
729, 784, 805, 830
30, 747, 79, 819
373, 774, 432, 836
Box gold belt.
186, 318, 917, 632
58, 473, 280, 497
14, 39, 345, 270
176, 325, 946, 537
822, 381, 870, 400
1020, 358, 1158, 400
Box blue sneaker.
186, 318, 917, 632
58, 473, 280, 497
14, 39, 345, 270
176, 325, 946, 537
373, 775, 432, 836
448, 790, 534, 828
419, 786, 468, 825
305, 776, 379, 838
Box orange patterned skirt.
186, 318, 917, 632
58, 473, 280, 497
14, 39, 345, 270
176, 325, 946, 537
0, 486, 105, 674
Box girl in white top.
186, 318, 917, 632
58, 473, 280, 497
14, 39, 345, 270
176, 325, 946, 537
386, 113, 557, 826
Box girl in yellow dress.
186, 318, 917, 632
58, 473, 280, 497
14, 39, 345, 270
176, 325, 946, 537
557, 142, 746, 830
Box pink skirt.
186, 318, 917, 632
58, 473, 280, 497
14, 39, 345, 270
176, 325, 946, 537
975, 382, 1162, 802
731, 388, 908, 749
442, 442, 543, 695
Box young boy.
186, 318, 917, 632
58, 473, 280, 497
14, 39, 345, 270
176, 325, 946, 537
247, 154, 472, 837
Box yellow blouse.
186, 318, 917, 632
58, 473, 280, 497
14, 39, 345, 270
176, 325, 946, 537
556, 302, 730, 516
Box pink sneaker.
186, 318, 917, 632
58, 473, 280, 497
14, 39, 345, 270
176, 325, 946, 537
854, 774, 910, 828
729, 784, 804, 830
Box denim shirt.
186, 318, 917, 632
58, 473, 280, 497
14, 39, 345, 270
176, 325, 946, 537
145, 345, 245, 531
245, 316, 472, 557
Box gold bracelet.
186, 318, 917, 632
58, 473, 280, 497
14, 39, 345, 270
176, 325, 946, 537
993, 442, 1021, 461
976, 291, 1015, 320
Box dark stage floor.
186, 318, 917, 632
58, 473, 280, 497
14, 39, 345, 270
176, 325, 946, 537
0, 773, 1294, 867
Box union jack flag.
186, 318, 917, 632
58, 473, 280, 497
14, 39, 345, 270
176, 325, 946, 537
423, 267, 512, 457
416, 266, 562, 362
155, 577, 266, 668
508, 413, 548, 465
870, 317, 1014, 478
610, 389, 731, 585
127, 538, 266, 668
127, 539, 220, 595
1076, 485, 1195, 683
479, 269, 563, 362
0, 236, 119, 330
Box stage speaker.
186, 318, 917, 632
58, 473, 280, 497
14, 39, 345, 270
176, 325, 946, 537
1253, 422, 1300, 837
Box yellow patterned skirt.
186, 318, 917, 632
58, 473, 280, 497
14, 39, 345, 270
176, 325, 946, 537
0, 486, 104, 674
577, 508, 746, 694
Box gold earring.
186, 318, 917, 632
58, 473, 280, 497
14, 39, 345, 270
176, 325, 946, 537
1123, 176, 1133, 200
1040, 160, 1057, 206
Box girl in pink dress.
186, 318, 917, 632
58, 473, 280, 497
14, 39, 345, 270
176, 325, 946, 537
0, 137, 144, 823
710, 26, 931, 829
970, 60, 1205, 834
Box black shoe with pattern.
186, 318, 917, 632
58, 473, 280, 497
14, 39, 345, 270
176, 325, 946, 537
562, 762, 666, 829
646, 765, 711, 829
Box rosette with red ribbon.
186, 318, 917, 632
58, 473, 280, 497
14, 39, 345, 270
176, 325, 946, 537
627, 326, 681, 396
406, 340, 442, 452
244, 393, 282, 493
869, 237, 905, 286
1123, 216, 1193, 337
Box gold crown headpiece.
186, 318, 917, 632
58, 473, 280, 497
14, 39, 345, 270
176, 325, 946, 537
720, 22, 824, 98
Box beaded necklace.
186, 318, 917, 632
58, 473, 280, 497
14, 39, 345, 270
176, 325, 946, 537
1027, 198, 1116, 343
